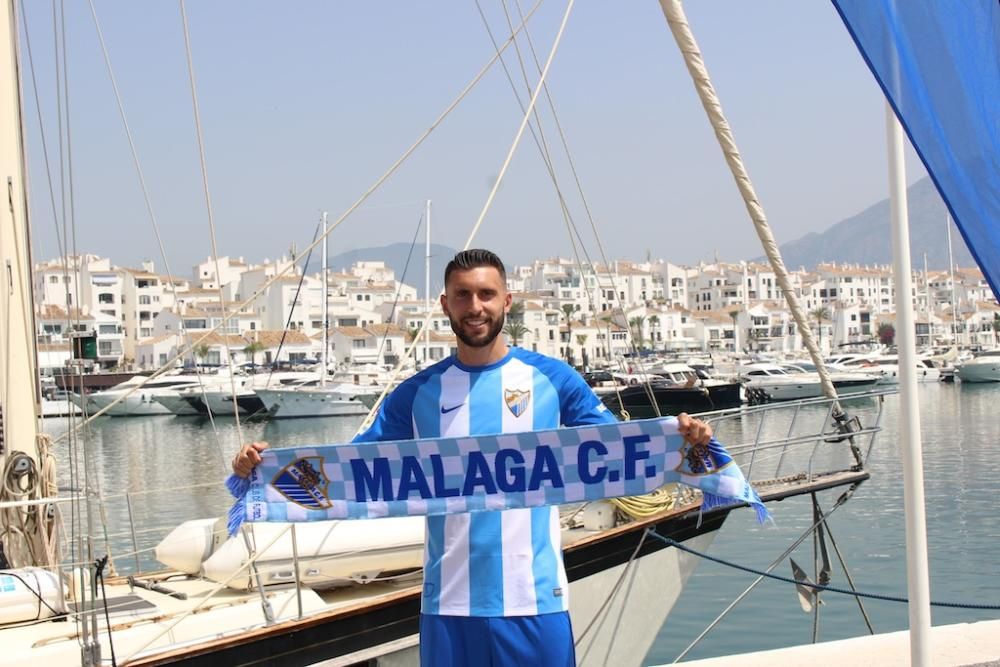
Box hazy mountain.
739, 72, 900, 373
323, 242, 460, 299
761, 176, 977, 271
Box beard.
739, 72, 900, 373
449, 311, 506, 348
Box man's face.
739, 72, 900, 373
441, 266, 511, 349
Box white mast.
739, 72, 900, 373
425, 199, 431, 367
922, 253, 929, 346
885, 102, 932, 667
321, 211, 328, 388
0, 0, 39, 470
946, 215, 960, 346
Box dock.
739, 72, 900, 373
663, 619, 1000, 666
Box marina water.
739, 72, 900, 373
42, 381, 1000, 664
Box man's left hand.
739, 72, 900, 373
676, 413, 712, 445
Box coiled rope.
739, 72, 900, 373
0, 435, 62, 568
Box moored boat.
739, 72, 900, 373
955, 349, 1000, 383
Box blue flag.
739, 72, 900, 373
832, 0, 1000, 300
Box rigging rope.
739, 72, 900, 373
178, 0, 245, 443
85, 0, 230, 470
658, 0, 839, 403
53, 0, 548, 444
649, 530, 1000, 611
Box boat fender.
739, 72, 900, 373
0, 568, 65, 625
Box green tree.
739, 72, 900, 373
648, 315, 660, 350
877, 322, 895, 346
508, 300, 525, 324
503, 321, 529, 347
561, 304, 576, 363
243, 341, 265, 368
811, 307, 831, 346
628, 315, 647, 350
193, 343, 210, 367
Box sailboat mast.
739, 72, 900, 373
885, 102, 932, 666
0, 0, 40, 466
946, 215, 960, 346
425, 199, 431, 367
321, 211, 328, 388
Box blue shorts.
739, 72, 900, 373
419, 611, 575, 667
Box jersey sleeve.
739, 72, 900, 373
352, 386, 414, 443
559, 369, 618, 426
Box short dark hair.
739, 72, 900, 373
444, 249, 507, 286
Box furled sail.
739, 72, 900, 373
831, 1, 1000, 300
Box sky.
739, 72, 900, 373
19, 1, 928, 276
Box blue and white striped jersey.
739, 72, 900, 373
354, 347, 615, 617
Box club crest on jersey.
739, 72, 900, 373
272, 457, 332, 509
504, 388, 530, 418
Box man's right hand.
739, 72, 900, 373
232, 441, 269, 478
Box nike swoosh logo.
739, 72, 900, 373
440, 403, 464, 414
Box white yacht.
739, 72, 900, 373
85, 374, 227, 416
255, 382, 375, 418
955, 349, 1000, 383
856, 355, 942, 384
743, 363, 880, 401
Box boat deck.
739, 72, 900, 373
660, 619, 1000, 666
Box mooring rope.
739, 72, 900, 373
649, 529, 1000, 611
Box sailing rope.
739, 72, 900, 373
658, 0, 838, 403
649, 530, 1000, 611
53, 0, 548, 444
179, 0, 246, 443
0, 435, 60, 568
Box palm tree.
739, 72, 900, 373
561, 304, 576, 363
503, 321, 529, 347
243, 341, 265, 369
508, 300, 525, 324
193, 343, 210, 367
648, 315, 660, 350
811, 307, 831, 347
628, 315, 647, 350
576, 334, 590, 371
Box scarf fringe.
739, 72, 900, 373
700, 484, 771, 525
226, 474, 250, 536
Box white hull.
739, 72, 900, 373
347, 530, 719, 667
868, 365, 942, 384
39, 398, 81, 418
955, 361, 1000, 383
257, 387, 371, 418
88, 391, 175, 416
152, 393, 202, 416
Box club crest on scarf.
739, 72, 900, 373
679, 440, 732, 476
272, 456, 332, 509
504, 388, 530, 417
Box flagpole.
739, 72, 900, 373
885, 100, 932, 667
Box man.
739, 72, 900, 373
233, 249, 712, 666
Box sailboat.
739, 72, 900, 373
6, 1, 976, 665
254, 213, 376, 418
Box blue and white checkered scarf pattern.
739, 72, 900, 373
226, 416, 768, 535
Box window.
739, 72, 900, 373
98, 324, 117, 335
49, 276, 58, 284
98, 293, 114, 304
352, 339, 366, 349
139, 295, 151, 305
98, 341, 113, 355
